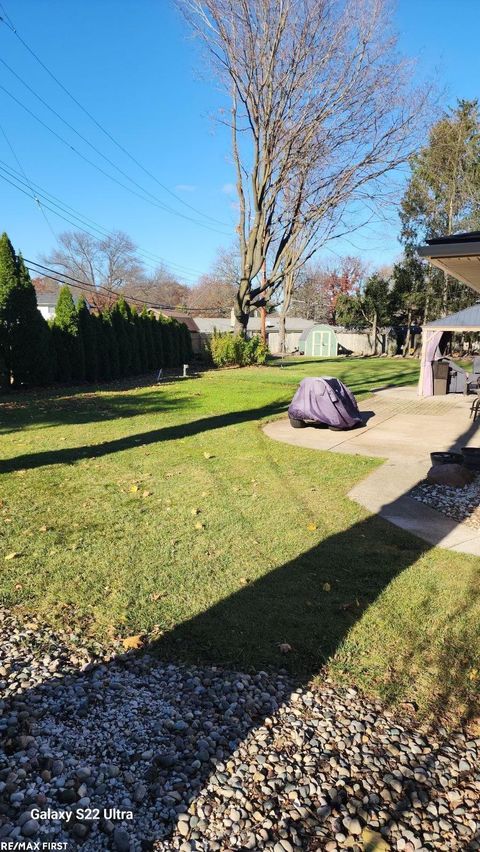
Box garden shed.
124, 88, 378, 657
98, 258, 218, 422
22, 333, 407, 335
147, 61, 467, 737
298, 324, 338, 357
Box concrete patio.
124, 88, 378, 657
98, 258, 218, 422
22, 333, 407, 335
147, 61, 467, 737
263, 385, 480, 555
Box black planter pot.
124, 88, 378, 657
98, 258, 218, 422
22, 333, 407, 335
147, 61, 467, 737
430, 451, 463, 466
461, 447, 480, 471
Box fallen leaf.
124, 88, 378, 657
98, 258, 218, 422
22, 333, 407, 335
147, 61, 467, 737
150, 591, 167, 601
361, 828, 390, 851
191, 507, 200, 515
278, 643, 292, 654
5, 552, 22, 561
38, 525, 48, 532
322, 582, 331, 592
14, 582, 23, 590
203, 452, 214, 459
122, 634, 144, 650
468, 668, 478, 682
240, 577, 250, 585
195, 521, 205, 530
142, 490, 152, 498
129, 484, 139, 493
307, 522, 317, 532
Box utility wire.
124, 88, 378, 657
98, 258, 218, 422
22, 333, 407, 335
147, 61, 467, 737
0, 120, 57, 242
0, 2, 229, 228
0, 159, 203, 279
25, 258, 234, 314
0, 56, 230, 233
0, 169, 197, 283
0, 83, 231, 237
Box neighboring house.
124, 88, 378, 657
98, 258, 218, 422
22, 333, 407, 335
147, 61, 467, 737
150, 309, 201, 354
33, 277, 83, 320
194, 315, 315, 354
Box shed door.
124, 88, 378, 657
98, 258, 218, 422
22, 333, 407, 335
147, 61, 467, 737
312, 331, 330, 356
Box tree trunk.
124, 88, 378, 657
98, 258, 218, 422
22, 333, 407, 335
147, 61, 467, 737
278, 313, 286, 354
372, 310, 378, 355
234, 289, 250, 336
402, 309, 412, 357
442, 272, 448, 316
260, 307, 267, 343
423, 288, 430, 326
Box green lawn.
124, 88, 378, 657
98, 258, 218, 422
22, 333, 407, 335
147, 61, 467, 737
0, 357, 478, 722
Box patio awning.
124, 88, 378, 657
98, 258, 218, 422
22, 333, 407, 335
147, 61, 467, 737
418, 231, 480, 292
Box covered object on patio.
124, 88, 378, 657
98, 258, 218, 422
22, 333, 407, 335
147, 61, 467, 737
418, 232, 480, 396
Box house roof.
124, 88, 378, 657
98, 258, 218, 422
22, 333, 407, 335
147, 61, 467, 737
418, 230, 480, 292
33, 277, 81, 307
425, 302, 480, 331
195, 316, 315, 334
155, 310, 199, 332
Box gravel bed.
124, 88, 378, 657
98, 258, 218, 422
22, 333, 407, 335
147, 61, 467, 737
411, 475, 480, 529
0, 609, 478, 852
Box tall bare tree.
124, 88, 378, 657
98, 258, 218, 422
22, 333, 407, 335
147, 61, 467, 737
45, 230, 146, 307
127, 265, 190, 309
181, 0, 432, 333
187, 246, 239, 316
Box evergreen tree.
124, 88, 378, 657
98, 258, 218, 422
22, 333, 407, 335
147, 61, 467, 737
111, 299, 131, 376
53, 286, 85, 382
141, 308, 155, 370
0, 236, 53, 387
129, 306, 141, 375
94, 313, 110, 381
105, 310, 120, 379
336, 274, 393, 355
159, 316, 174, 366
400, 99, 480, 316
134, 309, 147, 373
151, 314, 164, 369
179, 321, 193, 361
0, 233, 20, 389
77, 296, 98, 382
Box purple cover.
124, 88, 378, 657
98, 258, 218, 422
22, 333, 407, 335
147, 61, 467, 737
288, 377, 362, 429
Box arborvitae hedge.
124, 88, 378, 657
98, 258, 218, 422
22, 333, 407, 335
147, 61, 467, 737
0, 235, 193, 390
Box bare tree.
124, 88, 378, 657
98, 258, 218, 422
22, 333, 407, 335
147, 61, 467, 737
187, 246, 239, 315
181, 0, 432, 333
45, 230, 146, 306
127, 265, 190, 309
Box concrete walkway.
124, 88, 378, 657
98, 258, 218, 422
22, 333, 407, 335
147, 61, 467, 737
263, 386, 480, 555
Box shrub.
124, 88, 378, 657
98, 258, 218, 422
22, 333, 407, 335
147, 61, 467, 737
209, 331, 268, 367
243, 335, 269, 365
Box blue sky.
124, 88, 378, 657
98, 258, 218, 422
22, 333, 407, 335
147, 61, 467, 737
0, 0, 478, 286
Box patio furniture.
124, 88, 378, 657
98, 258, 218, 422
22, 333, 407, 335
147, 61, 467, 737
470, 389, 480, 421
438, 357, 469, 393
432, 359, 449, 395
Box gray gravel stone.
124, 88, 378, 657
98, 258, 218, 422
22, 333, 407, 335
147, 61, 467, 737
0, 607, 477, 852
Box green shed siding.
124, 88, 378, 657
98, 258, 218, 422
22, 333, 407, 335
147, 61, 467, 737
301, 325, 338, 357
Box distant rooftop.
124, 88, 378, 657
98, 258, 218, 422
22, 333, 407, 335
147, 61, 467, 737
425, 302, 480, 330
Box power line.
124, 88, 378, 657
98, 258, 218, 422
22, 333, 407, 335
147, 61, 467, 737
0, 2, 230, 228
25, 259, 234, 314
0, 82, 231, 237
0, 168, 198, 286
0, 120, 57, 242
0, 56, 230, 234
0, 159, 204, 279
